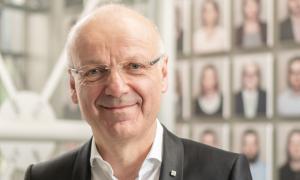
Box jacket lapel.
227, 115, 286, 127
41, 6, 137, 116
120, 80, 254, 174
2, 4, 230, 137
72, 139, 92, 180
70, 128, 184, 180
159, 127, 184, 180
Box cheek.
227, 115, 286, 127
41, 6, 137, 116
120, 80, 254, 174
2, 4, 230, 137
77, 86, 102, 113
133, 77, 163, 113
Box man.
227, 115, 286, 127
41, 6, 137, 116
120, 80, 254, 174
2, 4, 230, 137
280, 129, 300, 180
235, 62, 267, 119
278, 57, 300, 117
280, 0, 300, 43
241, 129, 266, 180
24, 4, 252, 180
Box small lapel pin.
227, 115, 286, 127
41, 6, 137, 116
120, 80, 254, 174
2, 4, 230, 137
170, 170, 177, 177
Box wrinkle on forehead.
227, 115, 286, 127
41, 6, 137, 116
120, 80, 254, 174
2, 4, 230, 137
67, 4, 163, 67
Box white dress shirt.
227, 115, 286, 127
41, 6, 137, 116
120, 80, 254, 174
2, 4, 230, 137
242, 90, 258, 118
90, 120, 163, 180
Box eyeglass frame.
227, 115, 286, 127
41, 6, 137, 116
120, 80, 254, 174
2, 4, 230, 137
69, 54, 165, 85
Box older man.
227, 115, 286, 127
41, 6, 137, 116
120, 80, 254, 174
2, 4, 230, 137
24, 4, 252, 180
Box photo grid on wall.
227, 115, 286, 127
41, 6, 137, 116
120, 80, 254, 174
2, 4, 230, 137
175, 0, 300, 180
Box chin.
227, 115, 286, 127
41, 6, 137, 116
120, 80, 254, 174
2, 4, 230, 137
109, 122, 141, 139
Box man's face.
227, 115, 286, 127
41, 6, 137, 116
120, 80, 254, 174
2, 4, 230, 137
242, 64, 260, 91
288, 60, 300, 92
288, 133, 300, 162
288, 0, 300, 17
69, 17, 168, 140
241, 133, 259, 162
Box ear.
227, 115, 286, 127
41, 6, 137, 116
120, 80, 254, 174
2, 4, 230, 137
161, 56, 168, 93
68, 70, 79, 104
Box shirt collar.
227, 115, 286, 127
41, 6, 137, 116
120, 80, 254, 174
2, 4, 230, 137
144, 119, 163, 163
90, 119, 163, 167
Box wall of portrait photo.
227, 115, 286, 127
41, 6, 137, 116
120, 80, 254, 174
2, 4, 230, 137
232, 123, 273, 180
175, 0, 192, 55
233, 0, 273, 49
174, 0, 300, 179
192, 0, 230, 54
233, 53, 273, 119
175, 60, 191, 120
278, 0, 300, 44
277, 50, 300, 118
192, 57, 230, 118
276, 122, 300, 180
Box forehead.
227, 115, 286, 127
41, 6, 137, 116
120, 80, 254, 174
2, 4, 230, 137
290, 60, 300, 69
290, 133, 300, 143
70, 12, 160, 66
243, 64, 259, 73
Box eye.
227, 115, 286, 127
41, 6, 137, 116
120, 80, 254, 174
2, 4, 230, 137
127, 63, 146, 70
84, 67, 107, 78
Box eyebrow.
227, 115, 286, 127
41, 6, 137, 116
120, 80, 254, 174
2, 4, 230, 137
78, 59, 108, 67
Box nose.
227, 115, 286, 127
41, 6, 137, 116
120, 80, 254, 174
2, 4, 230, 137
104, 69, 130, 98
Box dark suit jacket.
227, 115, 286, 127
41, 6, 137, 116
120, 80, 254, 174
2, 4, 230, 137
235, 22, 267, 47
235, 89, 267, 118
24, 127, 252, 180
280, 18, 295, 42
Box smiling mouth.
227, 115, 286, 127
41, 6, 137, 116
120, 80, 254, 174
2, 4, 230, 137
100, 103, 137, 110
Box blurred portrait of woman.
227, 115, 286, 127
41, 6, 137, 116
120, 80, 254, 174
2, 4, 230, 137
193, 0, 227, 53
194, 64, 223, 117
279, 129, 300, 180
235, 0, 267, 48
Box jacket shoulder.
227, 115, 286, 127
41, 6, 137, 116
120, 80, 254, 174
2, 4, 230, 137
182, 138, 239, 165
181, 138, 251, 180
25, 146, 80, 180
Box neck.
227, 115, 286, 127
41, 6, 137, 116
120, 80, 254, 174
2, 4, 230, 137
204, 26, 216, 35
203, 90, 218, 97
292, 13, 300, 20
93, 121, 157, 179
291, 88, 300, 95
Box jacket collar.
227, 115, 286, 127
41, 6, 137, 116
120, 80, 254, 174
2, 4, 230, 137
159, 126, 184, 180
72, 139, 92, 180
71, 126, 184, 180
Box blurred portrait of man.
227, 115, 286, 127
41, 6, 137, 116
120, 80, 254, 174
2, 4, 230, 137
235, 62, 267, 118
280, 0, 300, 43
278, 56, 300, 117
200, 129, 219, 148
280, 129, 300, 180
241, 129, 266, 180
194, 64, 223, 117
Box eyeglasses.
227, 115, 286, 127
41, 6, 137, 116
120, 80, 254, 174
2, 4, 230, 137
69, 55, 164, 86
